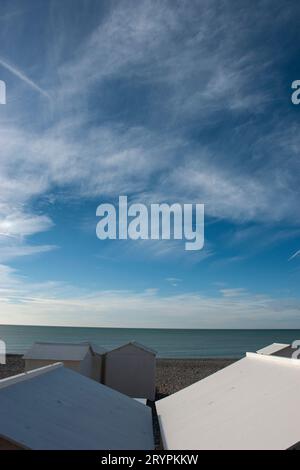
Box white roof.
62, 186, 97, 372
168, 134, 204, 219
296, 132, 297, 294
0, 364, 153, 450
23, 342, 106, 361
156, 353, 300, 450
257, 343, 290, 355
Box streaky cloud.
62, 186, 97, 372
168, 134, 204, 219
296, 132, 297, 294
0, 57, 50, 99
289, 250, 300, 261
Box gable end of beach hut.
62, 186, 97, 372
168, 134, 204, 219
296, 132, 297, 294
104, 341, 156, 400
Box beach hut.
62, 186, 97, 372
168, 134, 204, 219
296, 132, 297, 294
0, 363, 154, 450
156, 353, 300, 450
23, 342, 106, 381
104, 341, 156, 400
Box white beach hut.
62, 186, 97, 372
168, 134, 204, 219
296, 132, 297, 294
0, 363, 154, 450
156, 353, 300, 450
23, 342, 106, 381
104, 341, 156, 400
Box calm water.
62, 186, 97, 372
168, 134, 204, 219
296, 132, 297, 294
0, 325, 299, 358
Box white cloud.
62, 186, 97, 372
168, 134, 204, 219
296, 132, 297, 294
0, 243, 56, 263
2, 114, 270, 252
1, 0, 298, 231
0, 212, 53, 237
0, 268, 298, 328
0, 263, 299, 330
220, 288, 248, 298
58, 0, 273, 116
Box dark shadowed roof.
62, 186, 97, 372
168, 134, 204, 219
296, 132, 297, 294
0, 364, 154, 450
272, 346, 297, 359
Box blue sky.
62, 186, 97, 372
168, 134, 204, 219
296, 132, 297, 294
0, 0, 300, 328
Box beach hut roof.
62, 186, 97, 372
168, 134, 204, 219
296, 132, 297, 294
88, 342, 107, 356
107, 341, 156, 356
256, 342, 290, 356
272, 345, 297, 358
23, 341, 106, 361
257, 342, 298, 359
0, 363, 153, 450
156, 353, 300, 450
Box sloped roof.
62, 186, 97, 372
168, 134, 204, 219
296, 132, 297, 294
0, 364, 153, 450
257, 343, 290, 356
88, 342, 107, 356
23, 342, 106, 361
156, 353, 300, 450
107, 341, 156, 356
257, 343, 298, 359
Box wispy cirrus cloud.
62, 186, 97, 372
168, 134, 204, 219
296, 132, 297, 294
0, 208, 56, 263
0, 0, 299, 328
58, 0, 275, 115
0, 212, 53, 238
0, 243, 56, 263
1, 0, 299, 227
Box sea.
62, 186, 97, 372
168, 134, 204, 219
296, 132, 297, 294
0, 325, 299, 358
